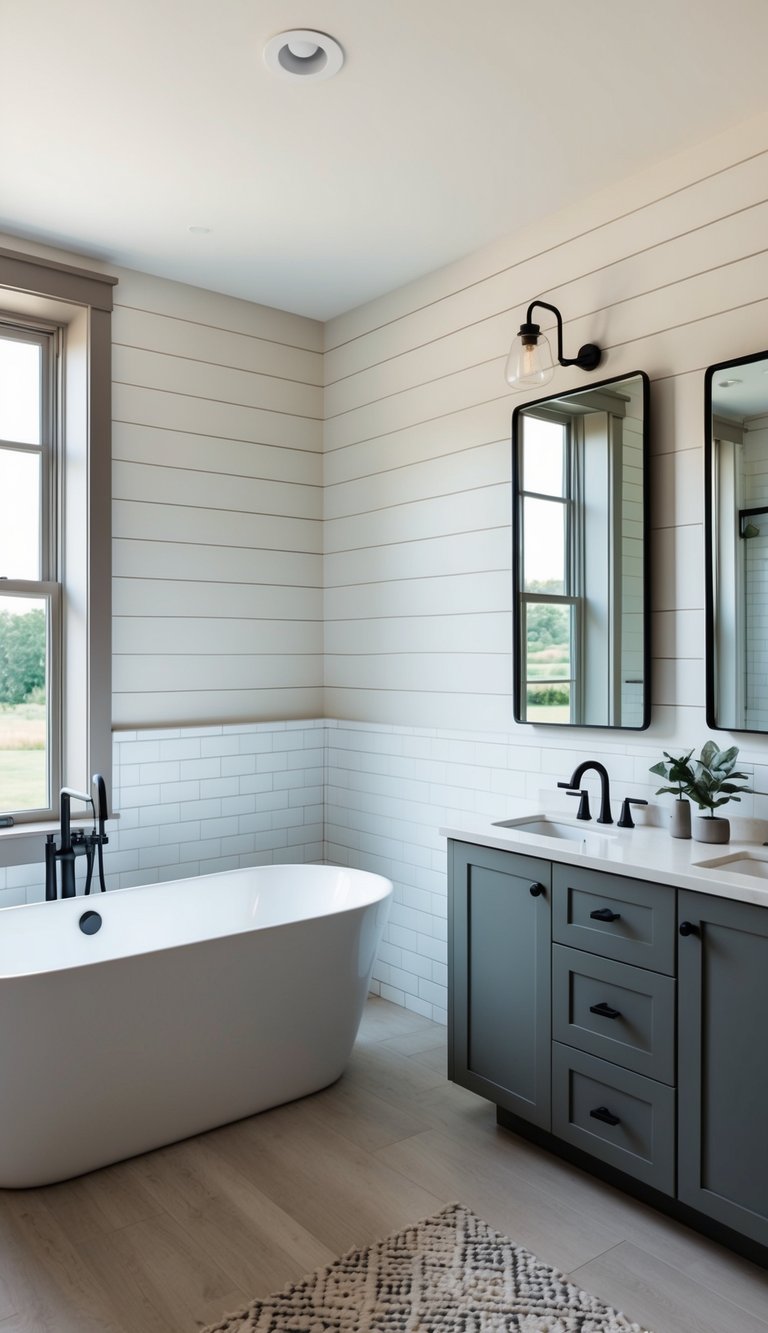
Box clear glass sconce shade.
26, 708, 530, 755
505, 330, 555, 389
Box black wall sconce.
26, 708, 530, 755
504, 299, 602, 390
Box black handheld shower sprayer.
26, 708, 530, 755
45, 773, 109, 901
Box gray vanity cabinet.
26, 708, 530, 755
448, 841, 552, 1129
677, 890, 768, 1248
448, 839, 768, 1259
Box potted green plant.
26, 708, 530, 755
686, 741, 751, 844
649, 749, 696, 838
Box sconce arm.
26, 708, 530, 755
522, 301, 564, 357
522, 300, 601, 372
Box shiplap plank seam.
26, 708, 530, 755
113, 340, 324, 389
113, 301, 322, 356
325, 438, 508, 489
115, 503, 322, 522
112, 462, 323, 486
116, 537, 323, 552
114, 576, 323, 586
113, 378, 323, 422
113, 419, 321, 459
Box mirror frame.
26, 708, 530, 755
704, 347, 768, 733
511, 370, 651, 730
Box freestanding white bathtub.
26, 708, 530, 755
0, 863, 392, 1187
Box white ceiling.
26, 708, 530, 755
4, 0, 768, 321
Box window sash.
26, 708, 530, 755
0, 580, 61, 819
0, 319, 58, 821
0, 322, 55, 584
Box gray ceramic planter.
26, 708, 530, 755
693, 815, 730, 844
669, 800, 692, 839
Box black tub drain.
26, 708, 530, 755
79, 910, 102, 935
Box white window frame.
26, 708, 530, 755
0, 318, 60, 818
0, 247, 115, 859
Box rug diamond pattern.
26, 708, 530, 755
203, 1202, 652, 1333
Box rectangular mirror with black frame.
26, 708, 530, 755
512, 371, 650, 729
705, 348, 768, 732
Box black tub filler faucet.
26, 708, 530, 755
45, 773, 109, 900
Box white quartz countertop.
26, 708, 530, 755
440, 801, 768, 908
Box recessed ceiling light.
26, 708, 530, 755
188, 225, 211, 235
718, 378, 743, 387
263, 29, 344, 81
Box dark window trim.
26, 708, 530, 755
0, 248, 116, 312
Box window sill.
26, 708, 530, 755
0, 816, 118, 869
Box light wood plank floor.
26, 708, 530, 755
0, 996, 766, 1332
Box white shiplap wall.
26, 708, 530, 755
322, 115, 768, 743
112, 271, 324, 727
0, 233, 325, 731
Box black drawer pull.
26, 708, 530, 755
589, 1001, 622, 1020
679, 920, 699, 937
590, 907, 621, 922
529, 882, 545, 898
590, 1105, 621, 1127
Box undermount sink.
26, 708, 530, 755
695, 852, 768, 880
492, 817, 617, 842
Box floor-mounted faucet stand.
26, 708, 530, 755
45, 774, 109, 901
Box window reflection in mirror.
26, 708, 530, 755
706, 349, 768, 732
512, 373, 649, 729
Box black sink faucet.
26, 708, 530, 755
45, 774, 109, 900
558, 761, 613, 825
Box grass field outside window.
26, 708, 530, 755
0, 702, 46, 811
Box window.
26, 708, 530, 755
0, 323, 60, 818
0, 247, 115, 840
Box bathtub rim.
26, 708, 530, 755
0, 861, 393, 982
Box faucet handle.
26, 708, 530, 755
618, 797, 648, 830
557, 782, 591, 820
567, 789, 591, 821
92, 774, 109, 841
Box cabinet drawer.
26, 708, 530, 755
553, 945, 675, 1083
552, 1043, 675, 1195
552, 864, 676, 974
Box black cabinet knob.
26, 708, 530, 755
529, 882, 544, 898
679, 920, 699, 937
590, 907, 621, 922
589, 1001, 621, 1020
590, 1105, 621, 1127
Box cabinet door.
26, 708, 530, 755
448, 841, 551, 1129
678, 890, 768, 1248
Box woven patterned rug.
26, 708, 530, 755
202, 1201, 652, 1332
